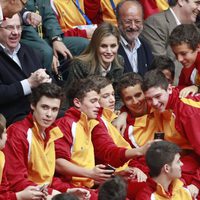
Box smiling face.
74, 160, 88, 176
118, 1, 143, 46
98, 35, 119, 69
171, 43, 199, 68
179, 0, 200, 23
75, 91, 100, 119
31, 96, 61, 132
0, 13, 22, 52
121, 84, 147, 117
144, 86, 172, 113
99, 84, 115, 112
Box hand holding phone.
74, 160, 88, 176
38, 183, 49, 192
154, 132, 165, 140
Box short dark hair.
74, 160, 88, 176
168, 0, 189, 7
142, 69, 169, 92
0, 114, 6, 139
151, 56, 175, 80
98, 176, 127, 200
117, 72, 143, 98
30, 83, 63, 106
116, 0, 144, 22
146, 141, 181, 177
169, 24, 200, 51
92, 75, 113, 90
67, 77, 100, 107
52, 193, 78, 200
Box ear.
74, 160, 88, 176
73, 98, 81, 108
177, 0, 184, 7
30, 103, 35, 111
163, 164, 170, 174
197, 43, 200, 52
167, 84, 173, 94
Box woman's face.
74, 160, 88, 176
98, 35, 119, 68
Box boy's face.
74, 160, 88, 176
171, 43, 199, 68
0, 129, 7, 150
121, 84, 147, 116
75, 91, 100, 119
165, 153, 183, 180
144, 86, 172, 112
162, 69, 173, 84
31, 96, 61, 131
99, 84, 115, 112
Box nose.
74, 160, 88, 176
152, 98, 158, 106
109, 95, 115, 103
130, 21, 137, 30
177, 54, 184, 63
96, 101, 101, 108
106, 46, 111, 53
46, 109, 52, 117
132, 97, 139, 105
180, 160, 183, 167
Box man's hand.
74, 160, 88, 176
16, 185, 47, 200
26, 12, 42, 27
52, 40, 73, 60
67, 188, 91, 200
179, 85, 198, 98
27, 68, 51, 88
187, 184, 199, 199
51, 55, 60, 74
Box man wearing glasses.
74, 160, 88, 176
0, 13, 52, 126
0, 0, 27, 21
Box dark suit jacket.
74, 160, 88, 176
118, 37, 153, 76
0, 44, 43, 126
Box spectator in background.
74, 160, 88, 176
51, 0, 97, 39
0, 0, 27, 20
116, 0, 153, 75
98, 176, 127, 200
141, 0, 200, 84
136, 141, 192, 200
67, 22, 124, 106
21, 0, 89, 72
52, 193, 78, 200
0, 13, 51, 126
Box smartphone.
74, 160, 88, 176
105, 164, 116, 171
38, 183, 49, 191
154, 132, 165, 140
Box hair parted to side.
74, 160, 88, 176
98, 176, 127, 200
30, 83, 63, 106
91, 75, 113, 90
169, 24, 200, 51
142, 69, 169, 92
151, 56, 175, 80
146, 141, 181, 177
74, 22, 121, 73
117, 72, 143, 97
0, 114, 6, 139
66, 77, 100, 107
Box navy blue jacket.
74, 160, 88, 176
118, 37, 153, 76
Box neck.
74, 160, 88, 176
153, 175, 171, 192
171, 6, 183, 23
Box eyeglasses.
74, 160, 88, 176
0, 25, 23, 32
19, 0, 27, 6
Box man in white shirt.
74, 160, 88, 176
141, 0, 200, 84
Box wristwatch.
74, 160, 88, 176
52, 36, 63, 42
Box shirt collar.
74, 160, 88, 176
0, 43, 21, 56
120, 36, 141, 50
100, 63, 112, 76
169, 8, 181, 25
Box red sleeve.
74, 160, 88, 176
3, 125, 37, 192
0, 165, 17, 200
51, 177, 72, 193
92, 119, 128, 168
64, 28, 87, 38
55, 119, 73, 160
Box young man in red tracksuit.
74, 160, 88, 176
136, 141, 192, 200
143, 69, 200, 199
4, 83, 91, 199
